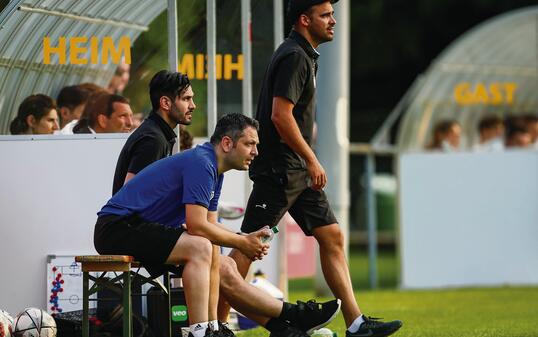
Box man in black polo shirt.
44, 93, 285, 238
112, 70, 195, 194
230, 1, 403, 337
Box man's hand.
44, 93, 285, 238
240, 227, 271, 261
306, 158, 327, 190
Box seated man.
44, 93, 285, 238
94, 114, 339, 337
73, 92, 133, 133
56, 85, 91, 133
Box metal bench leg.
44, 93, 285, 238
82, 271, 89, 337
123, 271, 132, 337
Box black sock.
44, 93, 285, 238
265, 317, 288, 332
278, 302, 296, 322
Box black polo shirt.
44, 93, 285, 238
112, 111, 176, 194
251, 30, 319, 175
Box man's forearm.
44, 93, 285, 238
272, 98, 317, 164
188, 220, 244, 249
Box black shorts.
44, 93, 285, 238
94, 213, 184, 278
241, 169, 337, 235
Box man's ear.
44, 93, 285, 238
60, 107, 70, 120
298, 14, 310, 27
97, 114, 108, 129
160, 96, 171, 111
221, 136, 234, 152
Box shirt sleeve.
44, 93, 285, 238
182, 163, 216, 209
273, 52, 310, 105
127, 136, 163, 174
208, 174, 224, 212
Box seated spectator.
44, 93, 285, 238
10, 94, 59, 135
505, 115, 532, 148
473, 115, 504, 151
107, 59, 130, 94
78, 82, 106, 93
73, 92, 133, 134
61, 83, 105, 134
505, 125, 532, 148
426, 120, 461, 151
56, 85, 90, 132
522, 114, 538, 148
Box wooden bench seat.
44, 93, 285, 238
75, 255, 171, 337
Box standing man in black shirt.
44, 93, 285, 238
230, 1, 403, 337
112, 70, 195, 194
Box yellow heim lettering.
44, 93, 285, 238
42, 36, 131, 65
453, 82, 518, 105
43, 37, 66, 64
178, 53, 243, 80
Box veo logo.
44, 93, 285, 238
171, 305, 188, 322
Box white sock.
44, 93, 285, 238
190, 322, 209, 337
347, 315, 365, 333
209, 320, 219, 331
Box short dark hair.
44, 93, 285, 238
57, 85, 90, 109
73, 92, 129, 133
287, 0, 338, 24
478, 116, 503, 132
149, 70, 191, 111
10, 94, 56, 135
210, 113, 259, 145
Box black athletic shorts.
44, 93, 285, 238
241, 169, 337, 235
94, 213, 184, 278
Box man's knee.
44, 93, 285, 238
315, 224, 344, 249
219, 256, 241, 291
186, 235, 213, 263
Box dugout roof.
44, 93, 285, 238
396, 6, 538, 151
0, 0, 166, 134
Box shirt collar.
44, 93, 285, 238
289, 30, 320, 60
147, 111, 177, 143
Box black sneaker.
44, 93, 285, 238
269, 323, 309, 337
345, 316, 402, 337
289, 299, 341, 335
217, 322, 236, 337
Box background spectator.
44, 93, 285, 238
9, 94, 59, 135
56, 85, 90, 131
61, 83, 106, 134
73, 92, 133, 134
505, 115, 532, 148
107, 59, 130, 94
78, 82, 106, 93
427, 120, 461, 151
522, 114, 538, 148
473, 115, 504, 151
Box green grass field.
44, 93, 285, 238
238, 248, 538, 337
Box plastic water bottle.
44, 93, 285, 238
261, 226, 279, 243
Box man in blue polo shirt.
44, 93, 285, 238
94, 114, 269, 337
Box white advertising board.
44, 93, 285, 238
399, 150, 538, 288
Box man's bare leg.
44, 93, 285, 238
218, 249, 253, 321
218, 256, 281, 324
312, 224, 361, 326
209, 245, 221, 322
166, 233, 213, 324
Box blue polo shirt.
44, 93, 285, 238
98, 142, 224, 228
